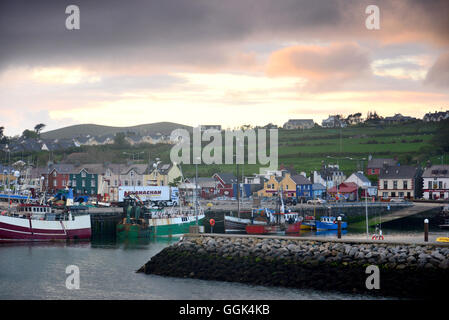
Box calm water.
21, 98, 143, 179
1, 228, 447, 300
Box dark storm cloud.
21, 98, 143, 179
0, 0, 448, 71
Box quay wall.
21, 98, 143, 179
138, 234, 449, 299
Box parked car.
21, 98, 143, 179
285, 197, 297, 205
307, 198, 326, 205
389, 197, 405, 202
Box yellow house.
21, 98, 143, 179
257, 175, 282, 197
143, 163, 182, 186
278, 173, 298, 198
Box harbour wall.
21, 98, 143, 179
138, 234, 449, 299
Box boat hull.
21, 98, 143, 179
117, 215, 205, 238
245, 224, 285, 235
315, 220, 347, 231
0, 214, 91, 242
285, 221, 302, 234
224, 215, 266, 233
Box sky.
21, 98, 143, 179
0, 0, 448, 136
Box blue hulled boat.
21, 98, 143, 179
315, 216, 347, 230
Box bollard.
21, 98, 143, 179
337, 216, 342, 239
424, 219, 429, 242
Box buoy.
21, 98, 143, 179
209, 219, 215, 226
436, 237, 449, 243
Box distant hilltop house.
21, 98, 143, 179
200, 125, 222, 132
0, 137, 79, 153
283, 119, 315, 130
383, 113, 416, 124
423, 110, 449, 122
321, 115, 347, 128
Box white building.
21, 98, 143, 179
422, 165, 449, 200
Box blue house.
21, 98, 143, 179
292, 175, 313, 198
311, 183, 326, 199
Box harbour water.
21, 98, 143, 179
1, 227, 447, 300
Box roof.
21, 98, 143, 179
121, 164, 148, 175
214, 172, 238, 184
191, 177, 216, 188
328, 182, 358, 193
290, 174, 312, 185
367, 158, 397, 169
312, 183, 326, 190
422, 165, 449, 178
347, 172, 371, 184
286, 119, 314, 124
379, 165, 420, 179
76, 164, 108, 175
48, 164, 76, 174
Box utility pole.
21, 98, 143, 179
365, 187, 369, 239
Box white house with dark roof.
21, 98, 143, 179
422, 165, 449, 200
377, 165, 422, 200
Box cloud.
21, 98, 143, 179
0, 0, 448, 73
425, 51, 449, 88
265, 43, 371, 91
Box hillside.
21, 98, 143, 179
40, 122, 192, 140
14, 121, 446, 179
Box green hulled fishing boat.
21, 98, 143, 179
116, 196, 205, 239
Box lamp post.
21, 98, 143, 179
365, 186, 369, 239
194, 156, 200, 226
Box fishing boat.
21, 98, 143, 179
117, 195, 205, 239
301, 215, 316, 230
224, 210, 262, 233
245, 188, 301, 235
315, 216, 347, 231
0, 189, 91, 242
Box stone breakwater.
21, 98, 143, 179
138, 235, 449, 299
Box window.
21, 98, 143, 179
91, 180, 95, 187
62, 180, 66, 186
403, 180, 408, 189
383, 181, 388, 189
439, 181, 443, 189
81, 171, 86, 178
137, 180, 141, 186
428, 181, 432, 189
382, 192, 388, 198
125, 180, 129, 186
114, 180, 118, 186
393, 181, 398, 189
73, 180, 76, 187
53, 171, 57, 177
399, 192, 404, 197
82, 180, 85, 187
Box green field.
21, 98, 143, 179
9, 121, 448, 179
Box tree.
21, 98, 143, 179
169, 176, 182, 187
433, 118, 449, 153
34, 123, 46, 135
113, 132, 128, 147
0, 126, 6, 144
22, 129, 38, 139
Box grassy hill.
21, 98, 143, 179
15, 121, 447, 179
40, 122, 192, 140
179, 121, 444, 178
